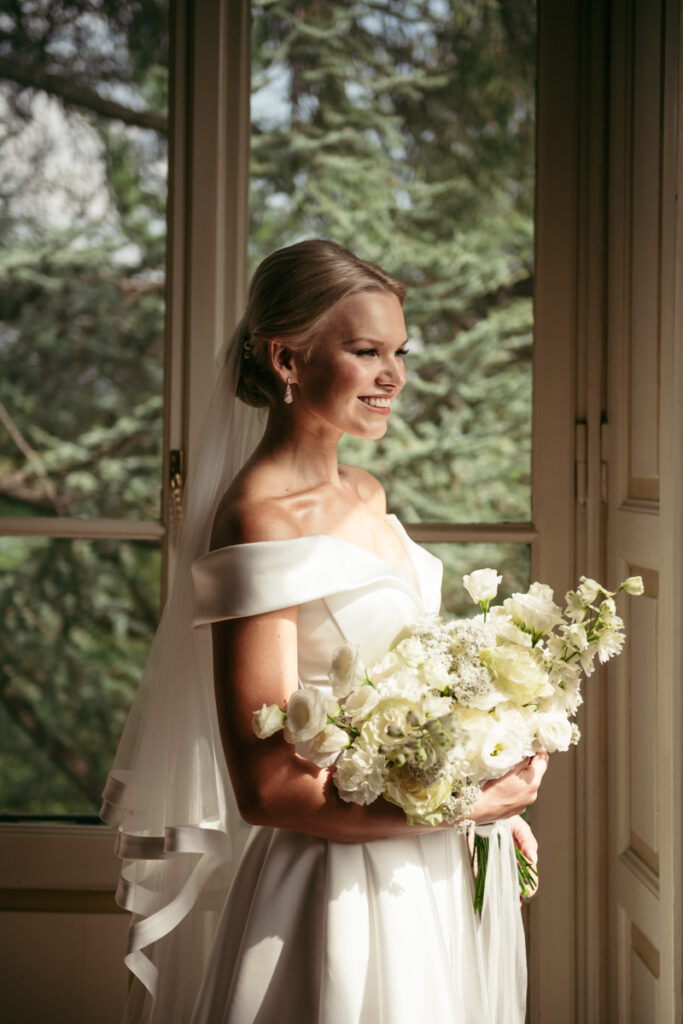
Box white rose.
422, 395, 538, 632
463, 568, 502, 606
395, 635, 427, 668
252, 703, 286, 739
283, 687, 332, 743
480, 643, 553, 702
503, 582, 564, 637
384, 766, 452, 826
343, 683, 381, 723
534, 711, 573, 753
328, 642, 365, 698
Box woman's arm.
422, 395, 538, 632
211, 609, 549, 844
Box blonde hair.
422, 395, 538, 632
235, 239, 406, 408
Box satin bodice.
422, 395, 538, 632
191, 515, 442, 688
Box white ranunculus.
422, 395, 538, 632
283, 687, 332, 743
621, 575, 644, 595
534, 711, 573, 753
328, 642, 364, 698
503, 582, 564, 637
344, 683, 381, 723
463, 568, 502, 606
252, 703, 286, 739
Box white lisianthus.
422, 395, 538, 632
621, 575, 644, 596
463, 568, 502, 608
534, 711, 573, 752
480, 718, 528, 773
328, 642, 365, 698
344, 682, 381, 722
283, 687, 333, 743
304, 724, 350, 767
480, 643, 553, 702
504, 583, 564, 638
488, 606, 533, 647
252, 703, 286, 739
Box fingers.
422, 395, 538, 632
510, 814, 538, 866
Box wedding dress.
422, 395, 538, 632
188, 515, 527, 1024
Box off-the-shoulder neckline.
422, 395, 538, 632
200, 514, 425, 598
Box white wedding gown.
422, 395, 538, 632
188, 515, 527, 1024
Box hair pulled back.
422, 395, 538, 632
234, 239, 406, 408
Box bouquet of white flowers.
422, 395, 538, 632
253, 569, 643, 907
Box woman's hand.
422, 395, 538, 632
510, 814, 540, 901
470, 751, 549, 824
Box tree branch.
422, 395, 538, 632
0, 664, 104, 806
0, 56, 167, 133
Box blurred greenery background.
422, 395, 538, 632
0, 0, 534, 814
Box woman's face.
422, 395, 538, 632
290, 290, 408, 440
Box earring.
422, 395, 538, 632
284, 378, 293, 404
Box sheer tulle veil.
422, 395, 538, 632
100, 334, 265, 1022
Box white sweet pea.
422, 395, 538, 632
283, 687, 333, 743
329, 643, 365, 699
620, 575, 644, 596
503, 582, 564, 639
577, 576, 602, 605
463, 568, 502, 608
252, 703, 286, 739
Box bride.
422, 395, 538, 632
103, 240, 548, 1024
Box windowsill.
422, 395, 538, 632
0, 821, 121, 891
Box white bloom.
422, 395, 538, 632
252, 703, 286, 739
395, 635, 427, 668
384, 767, 452, 826
480, 643, 553, 702
534, 711, 573, 753
283, 688, 332, 743
329, 643, 365, 698
480, 719, 528, 774
562, 622, 589, 653
564, 590, 587, 621
621, 575, 644, 596
305, 724, 350, 767
504, 582, 564, 637
344, 683, 381, 722
335, 744, 386, 805
578, 577, 602, 605
597, 630, 625, 662
463, 568, 502, 606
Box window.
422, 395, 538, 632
0, 0, 170, 816
250, 0, 536, 615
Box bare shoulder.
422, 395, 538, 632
210, 477, 302, 550
340, 465, 387, 513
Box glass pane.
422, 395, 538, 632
0, 2, 169, 520
0, 536, 160, 815
250, 0, 535, 523
425, 542, 531, 618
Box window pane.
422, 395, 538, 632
424, 542, 531, 618
0, 2, 169, 520
0, 536, 160, 815
250, 0, 534, 523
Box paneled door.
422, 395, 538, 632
604, 0, 683, 1019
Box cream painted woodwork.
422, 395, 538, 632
604, 1, 683, 1022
